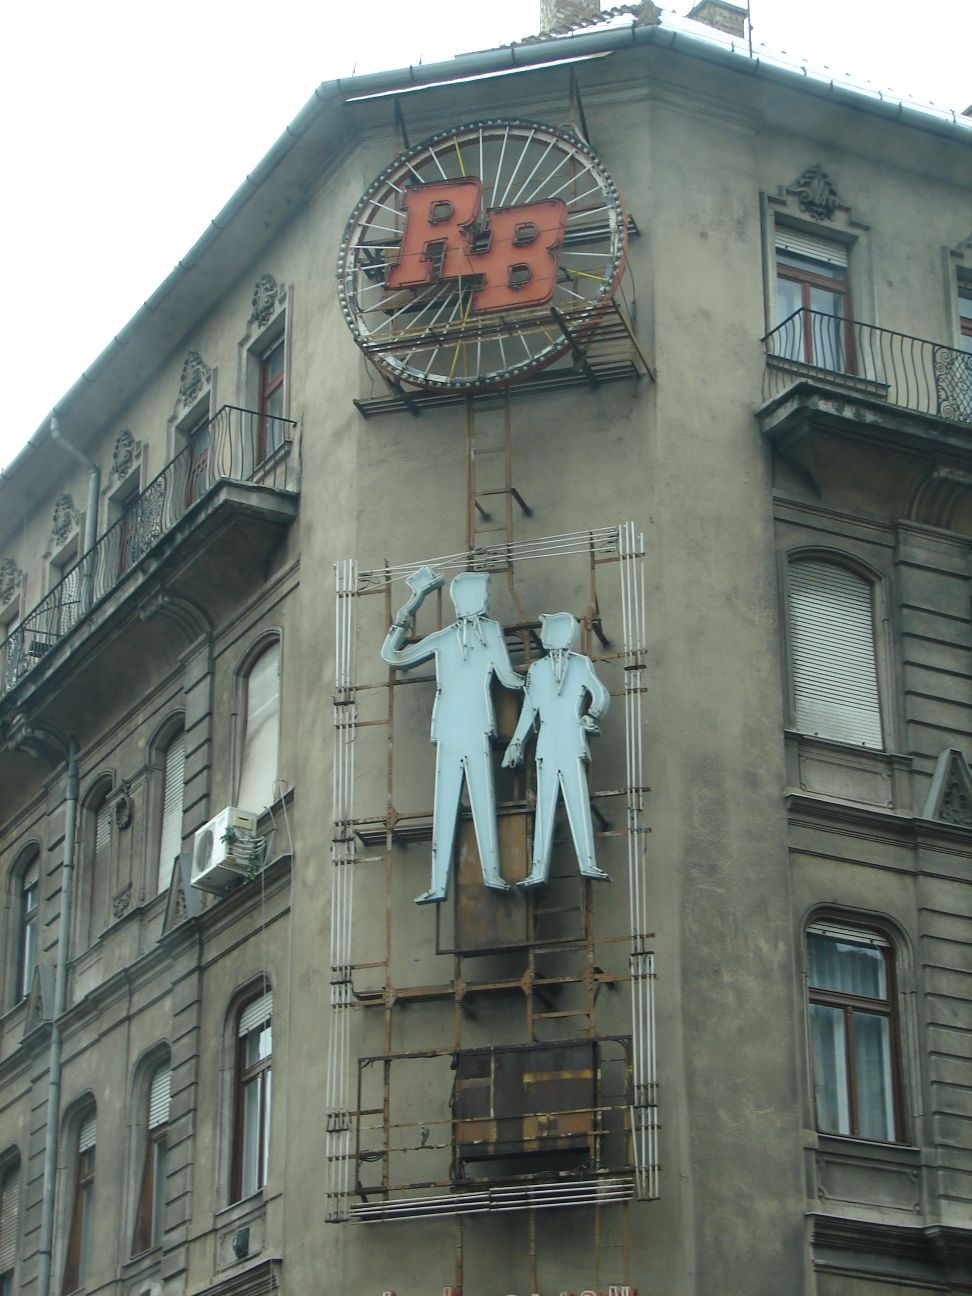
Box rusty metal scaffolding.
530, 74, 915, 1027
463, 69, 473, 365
327, 522, 655, 1285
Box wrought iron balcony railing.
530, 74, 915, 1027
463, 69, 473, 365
1, 405, 298, 699
763, 308, 972, 426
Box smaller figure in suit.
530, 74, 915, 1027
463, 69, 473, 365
502, 612, 610, 888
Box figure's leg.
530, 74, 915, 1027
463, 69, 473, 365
519, 757, 560, 889
562, 755, 609, 881
420, 745, 464, 904
464, 743, 511, 892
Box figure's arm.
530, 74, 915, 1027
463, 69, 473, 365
502, 677, 538, 768
380, 566, 444, 670
487, 620, 524, 691
580, 659, 611, 733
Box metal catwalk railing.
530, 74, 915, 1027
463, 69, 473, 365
1, 405, 297, 698
763, 309, 972, 426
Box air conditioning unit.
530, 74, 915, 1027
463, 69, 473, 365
191, 807, 259, 895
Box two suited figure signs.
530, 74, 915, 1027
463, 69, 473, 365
381, 570, 610, 904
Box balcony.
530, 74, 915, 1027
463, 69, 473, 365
763, 309, 972, 427
1, 405, 298, 706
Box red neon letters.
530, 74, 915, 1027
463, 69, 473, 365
386, 179, 567, 314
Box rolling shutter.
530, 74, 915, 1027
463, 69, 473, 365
0, 1163, 19, 1273
776, 228, 848, 267
239, 990, 273, 1037
789, 561, 883, 748
157, 732, 185, 893
148, 1065, 171, 1130
78, 1113, 97, 1153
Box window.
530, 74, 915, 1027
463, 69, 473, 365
776, 229, 852, 371
16, 852, 39, 1003
0, 1158, 20, 1296
132, 1063, 170, 1255
80, 786, 112, 948
184, 412, 211, 508
807, 923, 903, 1142
959, 282, 972, 356
237, 641, 281, 814
232, 990, 272, 1201
257, 336, 285, 463
62, 1111, 96, 1294
157, 731, 185, 894
52, 552, 82, 637
788, 559, 883, 748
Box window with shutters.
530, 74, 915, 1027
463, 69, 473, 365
0, 1156, 20, 1296
232, 989, 272, 1201
157, 731, 185, 895
80, 787, 113, 948
62, 1110, 96, 1294
14, 848, 39, 1004
775, 227, 853, 372
237, 640, 281, 815
787, 558, 884, 749
807, 922, 905, 1143
132, 1061, 170, 1255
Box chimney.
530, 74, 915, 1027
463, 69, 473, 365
687, 0, 747, 37
540, 0, 601, 34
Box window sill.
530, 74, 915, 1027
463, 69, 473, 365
784, 731, 912, 812
215, 1192, 266, 1271
809, 1131, 923, 1216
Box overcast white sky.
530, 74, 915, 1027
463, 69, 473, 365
1, 0, 968, 471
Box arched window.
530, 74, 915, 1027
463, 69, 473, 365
232, 987, 273, 1201
12, 847, 39, 1005
237, 641, 281, 814
79, 784, 112, 949
788, 558, 883, 748
0, 1154, 21, 1296
62, 1106, 96, 1294
806, 921, 904, 1143
132, 1059, 170, 1255
157, 730, 185, 895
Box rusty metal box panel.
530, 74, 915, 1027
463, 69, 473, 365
446, 812, 531, 953
454, 1041, 596, 1164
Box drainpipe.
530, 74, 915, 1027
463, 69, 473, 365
36, 735, 80, 1296
49, 416, 100, 613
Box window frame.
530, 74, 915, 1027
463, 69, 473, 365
156, 728, 186, 896
784, 552, 888, 751
13, 847, 40, 1005
256, 335, 286, 464
775, 237, 855, 373
77, 777, 114, 951
131, 1059, 170, 1256
231, 989, 273, 1202
61, 1108, 96, 1296
0, 1153, 21, 1296
235, 634, 283, 815
806, 921, 907, 1144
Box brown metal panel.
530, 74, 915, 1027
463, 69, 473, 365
452, 813, 531, 952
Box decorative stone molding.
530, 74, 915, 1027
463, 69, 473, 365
923, 748, 972, 828
0, 557, 23, 606
50, 494, 79, 546
113, 788, 134, 831
792, 164, 839, 222
112, 882, 133, 918
250, 273, 282, 329
179, 350, 211, 408
111, 429, 141, 481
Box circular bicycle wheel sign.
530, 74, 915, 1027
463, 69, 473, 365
337, 119, 627, 392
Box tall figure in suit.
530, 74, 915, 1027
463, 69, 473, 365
502, 612, 610, 888
382, 567, 523, 904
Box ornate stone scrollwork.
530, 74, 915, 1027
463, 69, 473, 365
113, 788, 134, 831
250, 273, 281, 329
51, 494, 78, 546
923, 748, 972, 829
0, 557, 23, 605
112, 882, 133, 917
941, 776, 972, 827
179, 350, 211, 407
793, 164, 839, 221
111, 429, 141, 480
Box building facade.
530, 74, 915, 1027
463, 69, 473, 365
1, 8, 971, 1296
